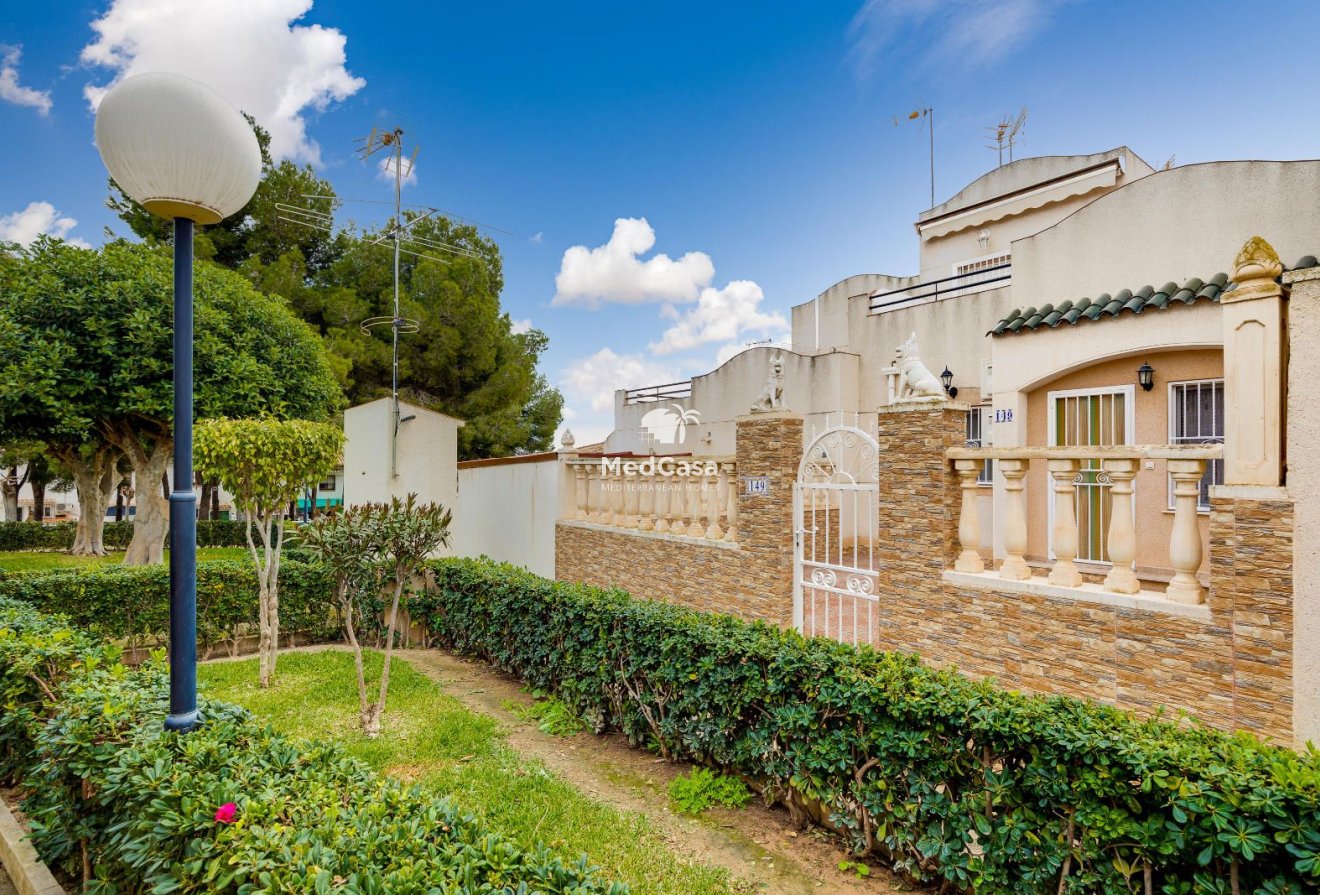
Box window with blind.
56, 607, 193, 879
1169, 379, 1224, 510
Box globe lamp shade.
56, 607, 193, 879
94, 72, 261, 225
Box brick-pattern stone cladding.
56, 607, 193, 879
556, 413, 803, 626
557, 404, 1294, 742
869, 404, 1293, 742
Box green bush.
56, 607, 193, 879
0, 559, 337, 650
421, 558, 1320, 895
0, 598, 625, 894
0, 519, 250, 551
668, 768, 751, 815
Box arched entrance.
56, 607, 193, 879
792, 419, 880, 645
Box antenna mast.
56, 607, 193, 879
895, 107, 935, 207
987, 107, 1028, 168
356, 126, 421, 478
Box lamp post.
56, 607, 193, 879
94, 73, 260, 731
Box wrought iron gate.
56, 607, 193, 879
792, 419, 880, 646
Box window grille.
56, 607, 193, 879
965, 408, 993, 483
1169, 380, 1224, 509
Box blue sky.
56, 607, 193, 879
1, 0, 1317, 443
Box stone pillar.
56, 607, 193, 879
952, 459, 985, 573
1222, 236, 1286, 487
1204, 237, 1296, 745
874, 400, 967, 620
735, 411, 802, 626
1284, 261, 1319, 746
1047, 458, 1082, 587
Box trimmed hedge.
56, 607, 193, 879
0, 559, 337, 649
0, 519, 250, 551
421, 558, 1320, 895
0, 598, 625, 894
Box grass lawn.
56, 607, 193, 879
200, 650, 733, 895
0, 547, 251, 572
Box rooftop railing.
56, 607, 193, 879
868, 262, 1012, 314
623, 380, 693, 404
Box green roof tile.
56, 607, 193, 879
989, 266, 1273, 336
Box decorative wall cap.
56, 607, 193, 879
947, 444, 1223, 461
879, 399, 970, 415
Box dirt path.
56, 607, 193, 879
395, 648, 912, 895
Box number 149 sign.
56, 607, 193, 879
994, 409, 1014, 423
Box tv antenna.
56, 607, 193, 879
894, 106, 935, 208
987, 107, 1028, 168
274, 124, 486, 478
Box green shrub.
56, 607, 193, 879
668, 768, 751, 815
0, 559, 337, 650
0, 598, 626, 894
421, 558, 1320, 895
0, 519, 250, 551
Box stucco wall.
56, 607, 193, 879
1012, 160, 1320, 307
1021, 347, 1223, 579
452, 455, 563, 578
342, 398, 461, 525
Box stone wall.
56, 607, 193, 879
555, 412, 802, 625
876, 404, 1294, 743
555, 402, 1295, 743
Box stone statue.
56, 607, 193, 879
894, 332, 946, 401
749, 352, 785, 412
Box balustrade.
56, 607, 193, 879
946, 445, 1222, 604
562, 457, 738, 544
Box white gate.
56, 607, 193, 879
793, 419, 880, 646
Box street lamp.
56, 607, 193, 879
94, 72, 261, 731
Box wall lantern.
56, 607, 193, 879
941, 366, 958, 398
1137, 362, 1155, 392
95, 72, 261, 733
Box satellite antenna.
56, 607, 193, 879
987, 107, 1028, 168
275, 124, 485, 478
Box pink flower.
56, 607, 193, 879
214, 802, 238, 824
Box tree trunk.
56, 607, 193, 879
363, 572, 406, 738
247, 508, 287, 688
1, 468, 18, 522
199, 481, 212, 521
31, 480, 45, 523
120, 438, 171, 566
58, 447, 114, 556
114, 487, 124, 522
210, 481, 220, 519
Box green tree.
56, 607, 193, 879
304, 215, 562, 457
298, 495, 450, 735
110, 140, 563, 460
0, 238, 343, 564
195, 417, 344, 687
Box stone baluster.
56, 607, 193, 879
1047, 458, 1083, 587
997, 459, 1031, 580
952, 459, 985, 573
638, 472, 656, 531
1102, 459, 1140, 594
572, 465, 587, 519
686, 480, 705, 537
654, 478, 671, 533
585, 466, 600, 521
721, 462, 738, 542
607, 470, 623, 526
622, 469, 639, 528
704, 467, 724, 540
1165, 458, 1208, 603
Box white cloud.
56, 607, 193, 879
529, 231, 543, 246
377, 153, 417, 185
0, 201, 90, 248
0, 46, 51, 115
81, 0, 365, 164
510, 318, 533, 335
847, 0, 1060, 77
650, 280, 788, 356
553, 217, 715, 308
561, 348, 680, 415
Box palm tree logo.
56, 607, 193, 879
640, 404, 701, 446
